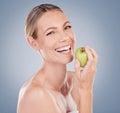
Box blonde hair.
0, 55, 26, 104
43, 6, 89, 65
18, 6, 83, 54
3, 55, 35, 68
25, 4, 63, 39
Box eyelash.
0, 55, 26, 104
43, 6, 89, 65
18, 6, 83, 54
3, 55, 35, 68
46, 31, 55, 36
64, 25, 72, 30
46, 25, 72, 36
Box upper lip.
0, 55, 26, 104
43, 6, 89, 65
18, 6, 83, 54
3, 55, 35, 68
55, 45, 71, 52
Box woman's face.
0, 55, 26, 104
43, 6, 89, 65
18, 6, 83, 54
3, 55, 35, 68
35, 10, 76, 64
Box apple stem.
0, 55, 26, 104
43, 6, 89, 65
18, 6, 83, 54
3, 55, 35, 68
81, 48, 85, 52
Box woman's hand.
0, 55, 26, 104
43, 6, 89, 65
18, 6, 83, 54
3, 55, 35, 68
70, 46, 98, 113
74, 46, 98, 92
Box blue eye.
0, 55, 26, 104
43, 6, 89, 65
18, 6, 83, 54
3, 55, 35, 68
46, 31, 55, 36
64, 25, 72, 30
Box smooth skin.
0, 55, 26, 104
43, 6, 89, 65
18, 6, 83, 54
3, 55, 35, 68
17, 10, 98, 113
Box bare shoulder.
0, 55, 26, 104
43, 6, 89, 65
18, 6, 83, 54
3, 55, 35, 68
19, 79, 46, 101
17, 77, 60, 113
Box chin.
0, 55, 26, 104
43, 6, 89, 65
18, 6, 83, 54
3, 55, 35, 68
62, 56, 74, 64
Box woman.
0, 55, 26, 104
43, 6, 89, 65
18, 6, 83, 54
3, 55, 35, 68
17, 4, 98, 113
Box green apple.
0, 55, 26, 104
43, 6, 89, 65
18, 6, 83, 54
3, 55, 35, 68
75, 47, 88, 67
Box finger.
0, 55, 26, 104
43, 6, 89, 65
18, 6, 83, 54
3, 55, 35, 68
86, 46, 94, 57
84, 46, 93, 69
74, 59, 81, 77
89, 47, 98, 64
85, 46, 98, 75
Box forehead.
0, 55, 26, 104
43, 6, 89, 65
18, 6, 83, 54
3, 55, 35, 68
36, 10, 69, 31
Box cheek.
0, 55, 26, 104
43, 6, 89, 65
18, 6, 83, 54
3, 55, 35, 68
73, 36, 76, 46
44, 38, 56, 48
38, 37, 55, 49
70, 32, 76, 48
39, 38, 57, 58
68, 30, 76, 40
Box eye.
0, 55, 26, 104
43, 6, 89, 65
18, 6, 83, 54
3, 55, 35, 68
64, 25, 72, 30
46, 31, 55, 36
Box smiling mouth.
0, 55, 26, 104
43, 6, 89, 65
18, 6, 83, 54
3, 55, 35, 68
55, 45, 71, 53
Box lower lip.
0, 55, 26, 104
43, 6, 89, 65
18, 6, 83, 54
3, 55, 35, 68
56, 49, 71, 54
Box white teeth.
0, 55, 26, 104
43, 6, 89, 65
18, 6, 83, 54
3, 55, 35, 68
55, 45, 71, 52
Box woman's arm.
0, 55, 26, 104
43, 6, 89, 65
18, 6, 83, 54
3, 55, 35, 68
72, 46, 98, 113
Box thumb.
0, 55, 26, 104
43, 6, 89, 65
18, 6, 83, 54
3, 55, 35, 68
74, 59, 81, 77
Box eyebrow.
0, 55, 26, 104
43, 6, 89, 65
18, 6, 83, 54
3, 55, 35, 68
43, 21, 71, 34
63, 21, 71, 27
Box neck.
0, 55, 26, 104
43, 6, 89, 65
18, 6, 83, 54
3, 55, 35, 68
41, 61, 67, 91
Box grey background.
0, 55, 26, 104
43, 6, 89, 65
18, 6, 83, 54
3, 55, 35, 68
0, 0, 120, 113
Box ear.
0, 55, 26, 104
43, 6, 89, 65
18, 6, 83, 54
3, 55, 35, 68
26, 36, 39, 51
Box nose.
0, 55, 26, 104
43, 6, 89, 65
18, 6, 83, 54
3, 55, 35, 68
59, 31, 70, 42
